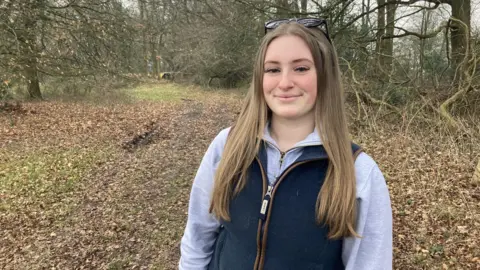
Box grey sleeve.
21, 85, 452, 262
343, 153, 393, 270
179, 128, 230, 270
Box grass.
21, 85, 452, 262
128, 83, 192, 102
126, 81, 244, 103
5, 79, 243, 107
0, 146, 114, 212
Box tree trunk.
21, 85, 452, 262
292, 0, 299, 13
384, 0, 396, 73
449, 0, 471, 79
26, 64, 41, 99
360, 0, 371, 74
23, 13, 42, 99
375, 0, 386, 74
419, 6, 431, 85
437, 0, 472, 127
301, 0, 307, 13
276, 0, 289, 17
150, 41, 158, 77
366, 0, 371, 28
148, 0, 160, 77
362, 0, 366, 27
138, 0, 148, 75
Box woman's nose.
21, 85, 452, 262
278, 71, 294, 90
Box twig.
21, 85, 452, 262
339, 57, 362, 119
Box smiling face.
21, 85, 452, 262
262, 35, 317, 122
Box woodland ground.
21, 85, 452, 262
1, 82, 479, 269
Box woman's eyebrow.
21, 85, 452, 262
292, 58, 314, 64
264, 58, 314, 64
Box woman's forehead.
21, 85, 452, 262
264, 35, 313, 62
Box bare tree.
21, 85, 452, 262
1, 0, 139, 99
419, 5, 432, 84
276, 0, 290, 17
361, 0, 371, 29
384, 0, 396, 73
375, 0, 386, 74
138, 0, 149, 74
449, 0, 471, 77
300, 0, 308, 13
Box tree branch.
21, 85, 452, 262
331, 0, 356, 26
359, 21, 448, 42
332, 0, 442, 39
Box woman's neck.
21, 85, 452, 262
269, 116, 315, 152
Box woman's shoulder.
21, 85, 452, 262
210, 126, 231, 148
205, 126, 232, 164
354, 151, 386, 197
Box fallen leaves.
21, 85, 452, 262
0, 84, 479, 269
354, 120, 480, 269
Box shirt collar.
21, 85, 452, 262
262, 121, 323, 149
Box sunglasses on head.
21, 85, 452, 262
264, 18, 331, 43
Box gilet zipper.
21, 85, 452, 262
253, 154, 324, 269
260, 151, 285, 220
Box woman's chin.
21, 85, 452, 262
272, 111, 303, 120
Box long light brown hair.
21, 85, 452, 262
209, 23, 358, 239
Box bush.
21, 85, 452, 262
370, 82, 418, 106
0, 80, 13, 101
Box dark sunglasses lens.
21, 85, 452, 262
298, 18, 322, 27
300, 19, 328, 34
265, 19, 287, 29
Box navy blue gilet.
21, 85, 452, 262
208, 143, 362, 270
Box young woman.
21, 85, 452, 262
179, 18, 392, 270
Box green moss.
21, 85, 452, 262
128, 83, 191, 102
0, 146, 113, 210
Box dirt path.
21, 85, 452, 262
1, 94, 240, 269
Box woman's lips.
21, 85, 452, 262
276, 95, 300, 101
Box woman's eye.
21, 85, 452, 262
295, 66, 310, 72
264, 68, 280, 73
